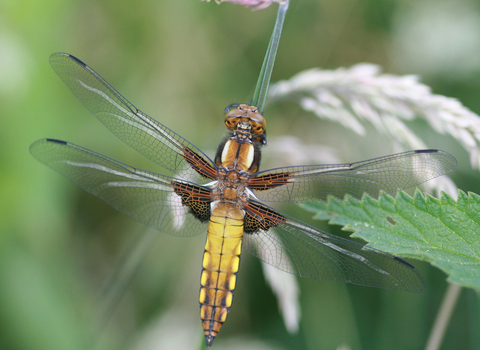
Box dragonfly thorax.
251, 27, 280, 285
213, 134, 256, 205
215, 105, 265, 175
213, 168, 249, 203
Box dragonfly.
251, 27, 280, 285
31, 53, 457, 347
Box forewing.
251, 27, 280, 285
49, 53, 217, 183
243, 201, 425, 292
30, 139, 211, 237
248, 149, 456, 203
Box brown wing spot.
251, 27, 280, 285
182, 147, 217, 180
248, 172, 291, 191
172, 181, 212, 222
244, 201, 286, 233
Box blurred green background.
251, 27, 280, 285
1, 0, 479, 349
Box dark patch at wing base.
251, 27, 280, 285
242, 207, 426, 292
172, 181, 212, 222
249, 149, 457, 203
182, 147, 218, 180
248, 172, 291, 191
244, 201, 286, 233
49, 52, 217, 184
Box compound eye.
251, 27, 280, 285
252, 124, 264, 134
225, 117, 239, 130
249, 114, 266, 134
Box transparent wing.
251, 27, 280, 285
248, 149, 457, 203
49, 52, 217, 183
30, 139, 211, 237
243, 201, 425, 292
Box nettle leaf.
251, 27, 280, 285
302, 190, 480, 290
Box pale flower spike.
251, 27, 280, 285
268, 64, 474, 199
204, 0, 284, 10
268, 64, 480, 171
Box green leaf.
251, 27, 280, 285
301, 190, 480, 290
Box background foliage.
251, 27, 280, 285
1, 0, 479, 349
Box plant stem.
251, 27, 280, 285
250, 0, 289, 114
425, 283, 462, 350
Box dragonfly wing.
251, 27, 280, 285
248, 149, 457, 203
30, 139, 211, 237
243, 200, 425, 292
49, 53, 217, 183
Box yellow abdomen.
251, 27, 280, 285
199, 201, 244, 346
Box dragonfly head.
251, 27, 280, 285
224, 104, 267, 145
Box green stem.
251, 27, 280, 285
251, 0, 289, 114
425, 283, 462, 350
